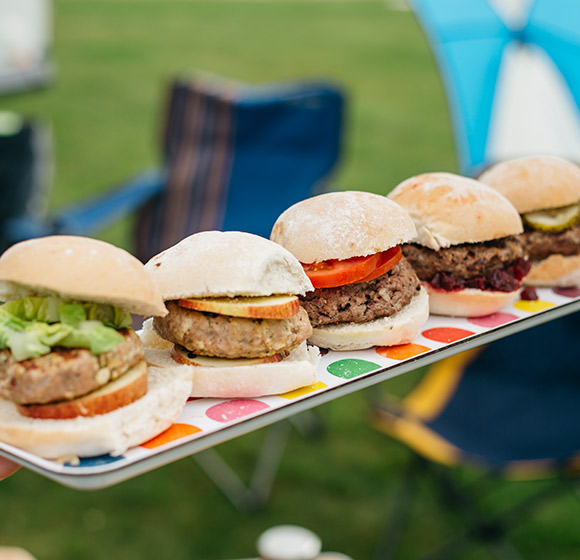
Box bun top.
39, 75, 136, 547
388, 172, 523, 250
479, 155, 580, 213
145, 231, 313, 299
270, 190, 417, 263
0, 236, 167, 316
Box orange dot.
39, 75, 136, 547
376, 343, 431, 360
422, 327, 474, 343
140, 423, 202, 449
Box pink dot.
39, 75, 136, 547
422, 327, 474, 343
206, 399, 270, 423
468, 312, 518, 328
554, 287, 580, 298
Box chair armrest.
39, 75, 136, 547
52, 168, 166, 236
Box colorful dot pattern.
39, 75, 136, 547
14, 285, 580, 476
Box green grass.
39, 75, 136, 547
1, 2, 579, 559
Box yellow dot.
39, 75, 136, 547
513, 300, 555, 313
279, 381, 327, 399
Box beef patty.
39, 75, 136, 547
300, 258, 421, 327
403, 236, 525, 280
402, 236, 530, 292
153, 301, 312, 359
522, 223, 580, 262
0, 328, 143, 405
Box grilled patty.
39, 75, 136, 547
522, 223, 580, 262
300, 258, 421, 327
403, 236, 526, 280
0, 329, 143, 405
153, 301, 312, 359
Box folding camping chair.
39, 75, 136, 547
370, 1, 580, 557
3, 75, 345, 263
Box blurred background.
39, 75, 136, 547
1, 1, 580, 559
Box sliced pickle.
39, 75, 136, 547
523, 203, 580, 232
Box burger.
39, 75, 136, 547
0, 236, 193, 459
479, 155, 580, 286
141, 230, 319, 398
388, 172, 530, 317
270, 190, 429, 351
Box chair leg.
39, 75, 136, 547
192, 419, 294, 511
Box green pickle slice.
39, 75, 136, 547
523, 203, 580, 232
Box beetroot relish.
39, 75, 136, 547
429, 258, 531, 293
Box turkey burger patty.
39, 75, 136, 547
153, 301, 312, 359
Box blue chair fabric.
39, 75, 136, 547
135, 76, 344, 262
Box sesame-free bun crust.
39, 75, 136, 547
141, 319, 319, 398
388, 173, 523, 250
145, 231, 313, 300
425, 283, 519, 317
0, 363, 193, 459
0, 236, 166, 317
308, 287, 429, 351
479, 155, 580, 214
525, 254, 580, 287
270, 191, 417, 263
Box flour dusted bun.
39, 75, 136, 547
389, 172, 523, 250
479, 155, 580, 213
524, 254, 580, 287
141, 319, 318, 398
0, 364, 193, 459
425, 284, 518, 317
145, 230, 313, 299
270, 190, 417, 263
308, 287, 429, 351
0, 235, 166, 317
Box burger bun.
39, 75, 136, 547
388, 172, 523, 250
425, 284, 519, 317
270, 190, 417, 263
479, 155, 580, 214
145, 231, 313, 300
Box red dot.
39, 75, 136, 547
206, 399, 270, 423
468, 312, 517, 328
554, 287, 580, 298
422, 327, 474, 343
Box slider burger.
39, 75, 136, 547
141, 231, 319, 398
270, 190, 429, 351
480, 155, 580, 286
0, 236, 193, 459
388, 172, 530, 317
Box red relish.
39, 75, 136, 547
430, 258, 531, 292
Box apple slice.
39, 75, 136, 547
171, 345, 285, 367
177, 294, 300, 319
18, 361, 148, 419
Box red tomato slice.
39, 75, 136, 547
354, 245, 402, 283
302, 253, 380, 289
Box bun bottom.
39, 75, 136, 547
525, 254, 580, 287
0, 363, 193, 460
141, 320, 319, 398
425, 283, 518, 317
308, 287, 429, 351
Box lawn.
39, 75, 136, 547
1, 1, 580, 559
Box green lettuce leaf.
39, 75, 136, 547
0, 296, 131, 361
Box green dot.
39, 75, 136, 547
327, 359, 381, 379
